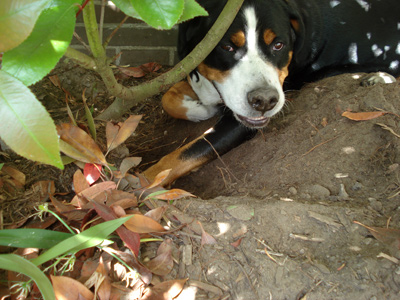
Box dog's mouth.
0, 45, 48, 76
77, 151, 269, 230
236, 114, 270, 128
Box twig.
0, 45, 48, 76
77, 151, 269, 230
302, 135, 339, 156
228, 254, 260, 300
376, 123, 400, 138
73, 32, 91, 53
99, 0, 106, 44
103, 15, 129, 48
377, 252, 399, 264
203, 136, 240, 182
289, 233, 324, 242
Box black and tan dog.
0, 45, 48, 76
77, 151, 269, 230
144, 0, 400, 185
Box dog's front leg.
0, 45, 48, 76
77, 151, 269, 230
162, 80, 219, 122
143, 112, 256, 186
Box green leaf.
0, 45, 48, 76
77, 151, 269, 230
31, 215, 133, 266
0, 70, 64, 169
179, 0, 208, 23
0, 0, 50, 52
0, 229, 73, 249
130, 0, 184, 29
0, 254, 55, 300
2, 0, 77, 86
111, 0, 142, 20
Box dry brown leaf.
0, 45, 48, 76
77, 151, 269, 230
141, 62, 162, 73
111, 205, 126, 217
120, 157, 142, 177
230, 237, 243, 248
342, 111, 386, 121
1, 165, 25, 186
154, 189, 196, 201
49, 74, 61, 89
146, 251, 174, 276
144, 206, 167, 222
31, 180, 55, 201
57, 123, 107, 165
106, 122, 120, 150
71, 181, 117, 207
51, 275, 94, 300
73, 169, 90, 194
157, 239, 173, 255
147, 169, 171, 188
354, 221, 400, 252
107, 115, 142, 152
95, 259, 112, 300
124, 214, 166, 233
198, 221, 217, 246
118, 66, 146, 78
50, 195, 72, 213
321, 117, 328, 127
107, 190, 138, 209
142, 279, 188, 300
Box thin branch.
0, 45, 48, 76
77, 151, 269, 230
72, 32, 91, 52
64, 47, 96, 70
99, 0, 106, 44
103, 15, 129, 48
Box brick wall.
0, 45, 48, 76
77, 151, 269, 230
71, 1, 179, 67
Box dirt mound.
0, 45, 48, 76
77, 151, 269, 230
168, 73, 400, 299
178, 74, 400, 204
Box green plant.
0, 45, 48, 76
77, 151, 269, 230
0, 211, 133, 300
0, 0, 209, 169
1, 0, 245, 170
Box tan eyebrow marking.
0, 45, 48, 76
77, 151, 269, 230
263, 29, 277, 45
230, 30, 246, 47
277, 51, 293, 86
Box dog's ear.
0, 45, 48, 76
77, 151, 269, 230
177, 0, 226, 60
284, 0, 305, 56
177, 16, 212, 59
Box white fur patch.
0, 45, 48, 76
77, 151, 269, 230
182, 95, 219, 122
190, 72, 221, 106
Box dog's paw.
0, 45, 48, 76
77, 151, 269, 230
360, 72, 396, 86
183, 98, 219, 122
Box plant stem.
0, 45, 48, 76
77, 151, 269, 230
64, 47, 96, 70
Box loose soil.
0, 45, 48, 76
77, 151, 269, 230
2, 60, 400, 299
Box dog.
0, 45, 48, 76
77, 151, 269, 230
144, 0, 400, 186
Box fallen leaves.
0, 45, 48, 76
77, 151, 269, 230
106, 115, 142, 153
142, 279, 188, 300
52, 275, 94, 300
117, 62, 162, 78
2, 106, 202, 300
342, 111, 386, 121
124, 214, 166, 234
354, 221, 400, 256
57, 123, 107, 166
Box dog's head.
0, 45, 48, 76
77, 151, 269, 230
179, 0, 303, 128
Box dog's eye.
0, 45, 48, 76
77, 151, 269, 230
273, 42, 284, 51
220, 44, 234, 52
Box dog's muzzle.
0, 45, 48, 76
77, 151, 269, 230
236, 87, 279, 128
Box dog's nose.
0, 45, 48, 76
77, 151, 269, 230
247, 88, 279, 114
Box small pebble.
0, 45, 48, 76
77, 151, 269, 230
289, 187, 297, 195
368, 198, 383, 212
338, 184, 350, 200
304, 184, 330, 198
351, 182, 363, 191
